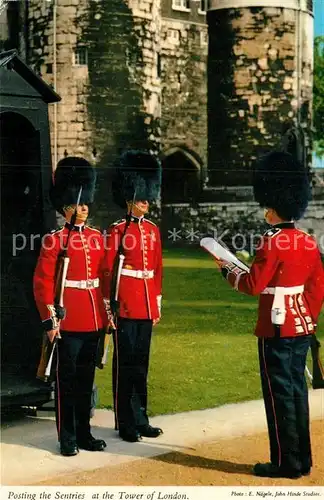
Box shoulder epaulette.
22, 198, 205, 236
144, 218, 157, 227
86, 225, 102, 233
263, 227, 281, 238
297, 228, 312, 238
111, 219, 126, 227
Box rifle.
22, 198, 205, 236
37, 188, 82, 381
111, 190, 137, 315
96, 192, 136, 369
95, 250, 125, 370
309, 335, 324, 389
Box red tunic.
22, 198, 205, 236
224, 226, 324, 338
33, 224, 108, 332
104, 217, 162, 320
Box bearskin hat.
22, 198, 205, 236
253, 151, 311, 221
50, 157, 96, 214
280, 126, 304, 163
112, 150, 162, 209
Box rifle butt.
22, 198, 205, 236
36, 334, 50, 382
96, 330, 111, 369
36, 334, 57, 382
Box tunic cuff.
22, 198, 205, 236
221, 263, 245, 290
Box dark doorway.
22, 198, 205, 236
162, 148, 201, 204
1, 111, 43, 375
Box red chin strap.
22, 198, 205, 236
64, 207, 88, 224
76, 212, 88, 222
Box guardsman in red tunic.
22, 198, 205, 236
217, 151, 324, 479
104, 150, 163, 442
33, 157, 107, 456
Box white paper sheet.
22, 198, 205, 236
200, 237, 250, 272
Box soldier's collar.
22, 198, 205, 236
130, 215, 144, 223
273, 222, 295, 229
64, 222, 85, 232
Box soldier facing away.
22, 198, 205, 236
216, 151, 324, 478
33, 157, 108, 456
104, 150, 163, 443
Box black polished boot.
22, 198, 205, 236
253, 462, 302, 479
77, 435, 107, 451
119, 428, 142, 443
137, 425, 163, 438
60, 440, 79, 456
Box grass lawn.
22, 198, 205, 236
95, 247, 323, 415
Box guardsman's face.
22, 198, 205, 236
64, 204, 89, 223
127, 200, 150, 217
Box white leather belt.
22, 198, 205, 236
121, 269, 154, 279
261, 285, 304, 326
65, 278, 100, 289
261, 285, 304, 295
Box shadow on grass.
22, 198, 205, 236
153, 450, 253, 475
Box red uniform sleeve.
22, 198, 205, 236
225, 237, 280, 296
304, 250, 324, 323
102, 225, 123, 300
33, 234, 60, 322
97, 232, 109, 301
154, 227, 163, 297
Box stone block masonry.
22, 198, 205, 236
160, 18, 208, 169
207, 0, 314, 186
23, 1, 209, 186
28, 0, 92, 162
162, 201, 324, 253
5, 0, 316, 217
26, 0, 163, 167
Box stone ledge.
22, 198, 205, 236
209, 0, 313, 13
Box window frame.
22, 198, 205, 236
172, 0, 191, 13
198, 0, 208, 15
73, 46, 88, 67
167, 28, 181, 43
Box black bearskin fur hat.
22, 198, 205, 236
51, 157, 96, 213
253, 151, 311, 221
112, 150, 161, 209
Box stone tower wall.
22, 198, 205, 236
25, 1, 209, 177
207, 0, 314, 186
2, 0, 316, 207
160, 18, 208, 169
27, 0, 162, 170
28, 0, 91, 165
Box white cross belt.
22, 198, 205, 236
121, 269, 154, 279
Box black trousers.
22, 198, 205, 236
55, 331, 100, 445
258, 335, 312, 472
112, 318, 153, 433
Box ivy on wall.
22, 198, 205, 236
76, 0, 159, 162
314, 36, 324, 158
75, 0, 161, 225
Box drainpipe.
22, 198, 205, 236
53, 0, 57, 167
296, 0, 302, 129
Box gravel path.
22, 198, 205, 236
34, 419, 324, 487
